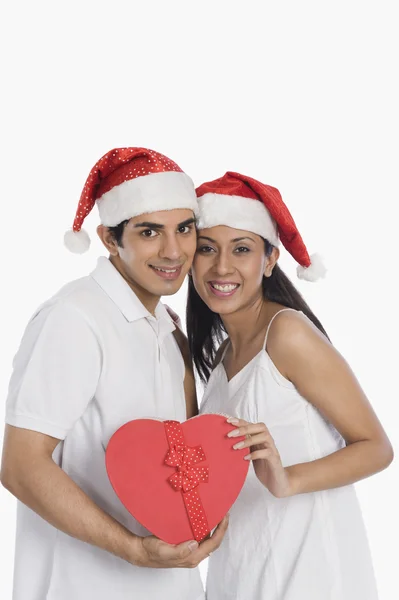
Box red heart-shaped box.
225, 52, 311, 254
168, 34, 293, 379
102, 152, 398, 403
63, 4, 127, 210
105, 414, 249, 544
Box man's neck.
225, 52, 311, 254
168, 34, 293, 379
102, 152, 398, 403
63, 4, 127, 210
109, 256, 160, 316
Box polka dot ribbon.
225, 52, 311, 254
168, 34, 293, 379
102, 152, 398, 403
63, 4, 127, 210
164, 421, 210, 542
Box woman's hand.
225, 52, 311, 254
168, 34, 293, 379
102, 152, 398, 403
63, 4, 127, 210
227, 417, 296, 498
164, 304, 183, 332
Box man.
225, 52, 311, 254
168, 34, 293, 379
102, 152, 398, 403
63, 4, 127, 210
1, 148, 227, 600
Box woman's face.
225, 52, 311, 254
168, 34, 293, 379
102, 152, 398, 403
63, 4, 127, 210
192, 225, 279, 316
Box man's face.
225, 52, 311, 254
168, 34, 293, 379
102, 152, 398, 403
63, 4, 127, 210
102, 209, 197, 305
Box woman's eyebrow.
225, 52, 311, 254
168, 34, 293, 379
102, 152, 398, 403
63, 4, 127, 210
197, 235, 255, 243
231, 237, 255, 243
198, 235, 216, 242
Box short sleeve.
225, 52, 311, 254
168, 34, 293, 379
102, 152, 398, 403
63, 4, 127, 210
5, 301, 102, 439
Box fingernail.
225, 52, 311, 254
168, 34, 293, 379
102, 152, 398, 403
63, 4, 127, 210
233, 441, 245, 449
188, 541, 199, 551
227, 429, 240, 437
244, 454, 252, 460
227, 417, 239, 425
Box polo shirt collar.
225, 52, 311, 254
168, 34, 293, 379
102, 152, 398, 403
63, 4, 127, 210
153, 301, 177, 341
90, 258, 176, 338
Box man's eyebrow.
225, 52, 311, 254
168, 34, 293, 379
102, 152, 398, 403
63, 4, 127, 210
134, 221, 164, 229
178, 217, 196, 228
134, 217, 196, 229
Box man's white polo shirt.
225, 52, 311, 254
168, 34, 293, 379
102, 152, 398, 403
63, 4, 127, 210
5, 257, 204, 600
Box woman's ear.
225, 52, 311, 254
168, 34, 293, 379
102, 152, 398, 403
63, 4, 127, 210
97, 225, 119, 256
264, 246, 280, 277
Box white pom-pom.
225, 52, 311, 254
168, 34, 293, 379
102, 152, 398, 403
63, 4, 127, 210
64, 228, 91, 254
297, 253, 326, 282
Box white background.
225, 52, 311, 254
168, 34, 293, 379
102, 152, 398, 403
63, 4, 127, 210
1, 1, 398, 597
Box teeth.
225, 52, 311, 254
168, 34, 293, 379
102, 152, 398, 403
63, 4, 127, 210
153, 267, 179, 273
212, 283, 238, 292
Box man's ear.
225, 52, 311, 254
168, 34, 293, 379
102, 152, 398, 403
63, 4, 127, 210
97, 225, 119, 256
264, 246, 280, 277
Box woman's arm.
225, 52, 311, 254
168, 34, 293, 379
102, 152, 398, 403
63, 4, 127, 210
228, 311, 393, 497
267, 310, 393, 494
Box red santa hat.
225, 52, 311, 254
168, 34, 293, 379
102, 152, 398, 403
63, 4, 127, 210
196, 171, 326, 282
64, 147, 199, 253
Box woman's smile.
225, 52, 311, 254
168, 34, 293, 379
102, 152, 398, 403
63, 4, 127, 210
208, 280, 241, 297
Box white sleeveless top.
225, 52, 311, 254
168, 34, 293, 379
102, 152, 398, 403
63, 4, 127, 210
200, 309, 378, 600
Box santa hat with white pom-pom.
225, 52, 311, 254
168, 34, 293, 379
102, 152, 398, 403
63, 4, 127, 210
64, 147, 199, 254
196, 171, 326, 282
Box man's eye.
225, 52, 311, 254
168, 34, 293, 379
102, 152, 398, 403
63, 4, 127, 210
178, 225, 193, 234
141, 229, 157, 238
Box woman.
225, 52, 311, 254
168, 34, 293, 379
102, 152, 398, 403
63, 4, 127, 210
186, 171, 393, 600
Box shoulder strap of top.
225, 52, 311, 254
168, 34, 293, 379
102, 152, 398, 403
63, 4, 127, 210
212, 338, 230, 370
220, 339, 230, 361
262, 308, 300, 350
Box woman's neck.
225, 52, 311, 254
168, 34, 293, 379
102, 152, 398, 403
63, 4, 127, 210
221, 298, 274, 357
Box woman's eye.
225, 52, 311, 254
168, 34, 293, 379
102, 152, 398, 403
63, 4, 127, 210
234, 246, 250, 253
141, 229, 157, 238
197, 245, 215, 253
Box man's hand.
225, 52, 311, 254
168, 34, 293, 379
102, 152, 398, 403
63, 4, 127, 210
1, 426, 228, 568
133, 515, 229, 568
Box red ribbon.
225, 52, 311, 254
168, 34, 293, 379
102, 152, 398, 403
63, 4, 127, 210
164, 421, 210, 542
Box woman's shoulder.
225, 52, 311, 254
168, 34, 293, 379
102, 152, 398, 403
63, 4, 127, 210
266, 308, 330, 365
268, 307, 309, 334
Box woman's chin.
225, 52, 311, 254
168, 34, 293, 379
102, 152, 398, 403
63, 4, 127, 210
203, 293, 240, 315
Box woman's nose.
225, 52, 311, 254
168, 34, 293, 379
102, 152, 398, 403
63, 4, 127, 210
214, 252, 234, 276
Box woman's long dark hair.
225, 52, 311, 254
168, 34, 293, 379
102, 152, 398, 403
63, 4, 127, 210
187, 239, 329, 383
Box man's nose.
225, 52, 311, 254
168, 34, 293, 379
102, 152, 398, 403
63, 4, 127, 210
159, 233, 183, 261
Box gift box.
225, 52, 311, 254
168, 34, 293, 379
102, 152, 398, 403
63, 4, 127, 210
105, 414, 249, 544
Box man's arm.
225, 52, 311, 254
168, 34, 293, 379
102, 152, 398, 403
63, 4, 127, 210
2, 302, 227, 568
1, 425, 228, 567
172, 327, 198, 419
1, 425, 139, 562
167, 302, 228, 418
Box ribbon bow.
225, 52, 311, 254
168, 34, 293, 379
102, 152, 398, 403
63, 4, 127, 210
165, 443, 209, 493
163, 420, 210, 542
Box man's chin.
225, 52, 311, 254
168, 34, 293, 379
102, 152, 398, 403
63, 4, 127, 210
157, 280, 185, 296
148, 275, 187, 297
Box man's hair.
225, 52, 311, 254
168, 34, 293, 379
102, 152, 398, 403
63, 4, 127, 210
108, 220, 130, 247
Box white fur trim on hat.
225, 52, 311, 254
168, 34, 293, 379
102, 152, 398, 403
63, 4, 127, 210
97, 171, 198, 226
197, 193, 280, 246
297, 253, 326, 282
64, 228, 91, 254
